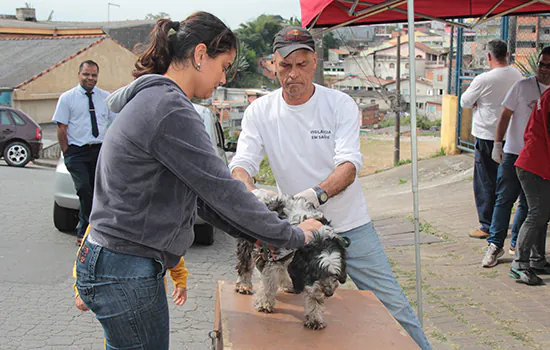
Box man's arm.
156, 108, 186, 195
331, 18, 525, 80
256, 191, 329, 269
57, 123, 69, 154
495, 107, 514, 143
460, 76, 483, 109
318, 161, 356, 197
52, 93, 71, 153
231, 167, 256, 191
228, 107, 265, 189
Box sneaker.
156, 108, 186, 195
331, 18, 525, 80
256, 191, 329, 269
508, 245, 515, 256
531, 263, 550, 275
469, 229, 489, 239
508, 267, 543, 285
482, 243, 504, 268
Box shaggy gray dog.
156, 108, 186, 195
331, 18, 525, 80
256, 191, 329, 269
235, 194, 347, 330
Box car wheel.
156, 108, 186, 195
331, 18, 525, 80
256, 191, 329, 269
194, 224, 214, 245
3, 141, 31, 167
53, 202, 79, 232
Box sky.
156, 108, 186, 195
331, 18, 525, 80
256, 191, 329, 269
0, 0, 303, 29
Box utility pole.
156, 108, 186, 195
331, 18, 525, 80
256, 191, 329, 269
394, 34, 401, 166
311, 28, 325, 86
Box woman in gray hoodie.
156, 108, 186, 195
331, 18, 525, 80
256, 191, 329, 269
75, 12, 321, 349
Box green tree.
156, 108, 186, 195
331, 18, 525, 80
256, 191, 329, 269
227, 15, 285, 88
323, 31, 341, 59
145, 12, 170, 20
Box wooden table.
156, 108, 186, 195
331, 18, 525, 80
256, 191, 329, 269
214, 281, 419, 349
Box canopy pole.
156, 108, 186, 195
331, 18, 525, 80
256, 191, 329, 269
340, 0, 471, 29
470, 0, 504, 29
475, 0, 539, 27
406, 0, 423, 326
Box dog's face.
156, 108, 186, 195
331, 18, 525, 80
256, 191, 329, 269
288, 232, 347, 297
260, 194, 347, 297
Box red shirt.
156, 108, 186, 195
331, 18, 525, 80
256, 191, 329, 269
515, 88, 550, 180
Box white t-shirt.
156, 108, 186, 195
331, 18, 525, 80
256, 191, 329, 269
229, 84, 370, 233
502, 76, 549, 155
460, 66, 523, 140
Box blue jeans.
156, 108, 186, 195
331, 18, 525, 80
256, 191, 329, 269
342, 221, 432, 350
76, 240, 170, 349
64, 144, 100, 238
487, 153, 527, 249
473, 138, 499, 233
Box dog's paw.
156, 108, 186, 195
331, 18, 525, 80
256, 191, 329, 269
304, 320, 326, 330
235, 282, 253, 295
254, 301, 275, 313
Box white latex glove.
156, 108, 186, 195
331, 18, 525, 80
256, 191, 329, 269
294, 188, 320, 209
492, 142, 504, 164
252, 188, 277, 201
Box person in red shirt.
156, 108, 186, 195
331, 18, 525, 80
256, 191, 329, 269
509, 88, 550, 285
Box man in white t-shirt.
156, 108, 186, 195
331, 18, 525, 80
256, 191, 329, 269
461, 39, 523, 239
482, 47, 550, 268
229, 26, 431, 350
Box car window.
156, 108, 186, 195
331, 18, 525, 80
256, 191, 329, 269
0, 110, 13, 125
10, 112, 26, 126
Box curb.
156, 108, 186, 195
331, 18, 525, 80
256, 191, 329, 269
32, 159, 58, 168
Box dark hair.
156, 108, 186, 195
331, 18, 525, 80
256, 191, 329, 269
487, 39, 508, 62
538, 46, 550, 61
79, 60, 99, 72
133, 12, 238, 78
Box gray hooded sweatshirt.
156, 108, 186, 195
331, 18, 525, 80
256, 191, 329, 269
89, 75, 304, 268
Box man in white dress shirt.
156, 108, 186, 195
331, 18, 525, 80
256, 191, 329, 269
460, 39, 523, 239
52, 60, 115, 243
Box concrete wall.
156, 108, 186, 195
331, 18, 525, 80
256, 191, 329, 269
375, 58, 426, 81
12, 38, 137, 124
440, 94, 460, 155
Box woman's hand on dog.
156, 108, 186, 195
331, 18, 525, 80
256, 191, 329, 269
298, 218, 323, 244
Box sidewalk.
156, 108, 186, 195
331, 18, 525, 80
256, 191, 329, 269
360, 154, 550, 350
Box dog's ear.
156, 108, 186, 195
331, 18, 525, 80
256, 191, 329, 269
338, 242, 348, 284
288, 250, 307, 294
266, 198, 287, 219
338, 256, 347, 284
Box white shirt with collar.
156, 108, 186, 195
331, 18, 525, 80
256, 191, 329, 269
52, 85, 116, 146
460, 65, 523, 140
229, 84, 370, 233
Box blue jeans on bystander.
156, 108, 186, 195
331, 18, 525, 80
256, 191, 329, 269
487, 153, 527, 249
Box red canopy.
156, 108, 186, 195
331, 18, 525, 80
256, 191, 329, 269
301, 0, 550, 28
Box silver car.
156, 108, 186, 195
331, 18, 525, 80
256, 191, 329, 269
53, 103, 235, 245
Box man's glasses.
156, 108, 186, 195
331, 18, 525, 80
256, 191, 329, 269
538, 62, 550, 69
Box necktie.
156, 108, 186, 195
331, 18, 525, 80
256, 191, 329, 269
85, 91, 99, 138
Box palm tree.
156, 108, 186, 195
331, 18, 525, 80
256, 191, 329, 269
514, 50, 540, 76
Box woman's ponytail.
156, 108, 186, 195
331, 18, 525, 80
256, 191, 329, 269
133, 19, 180, 78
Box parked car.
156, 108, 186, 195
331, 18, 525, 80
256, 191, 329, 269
53, 103, 236, 245
0, 107, 42, 167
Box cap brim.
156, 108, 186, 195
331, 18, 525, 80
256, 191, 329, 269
276, 44, 315, 58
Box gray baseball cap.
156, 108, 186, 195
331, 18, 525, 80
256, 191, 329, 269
273, 26, 315, 58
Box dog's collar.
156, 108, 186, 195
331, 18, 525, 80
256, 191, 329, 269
260, 243, 294, 262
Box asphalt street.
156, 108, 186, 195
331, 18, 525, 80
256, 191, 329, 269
0, 161, 238, 350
